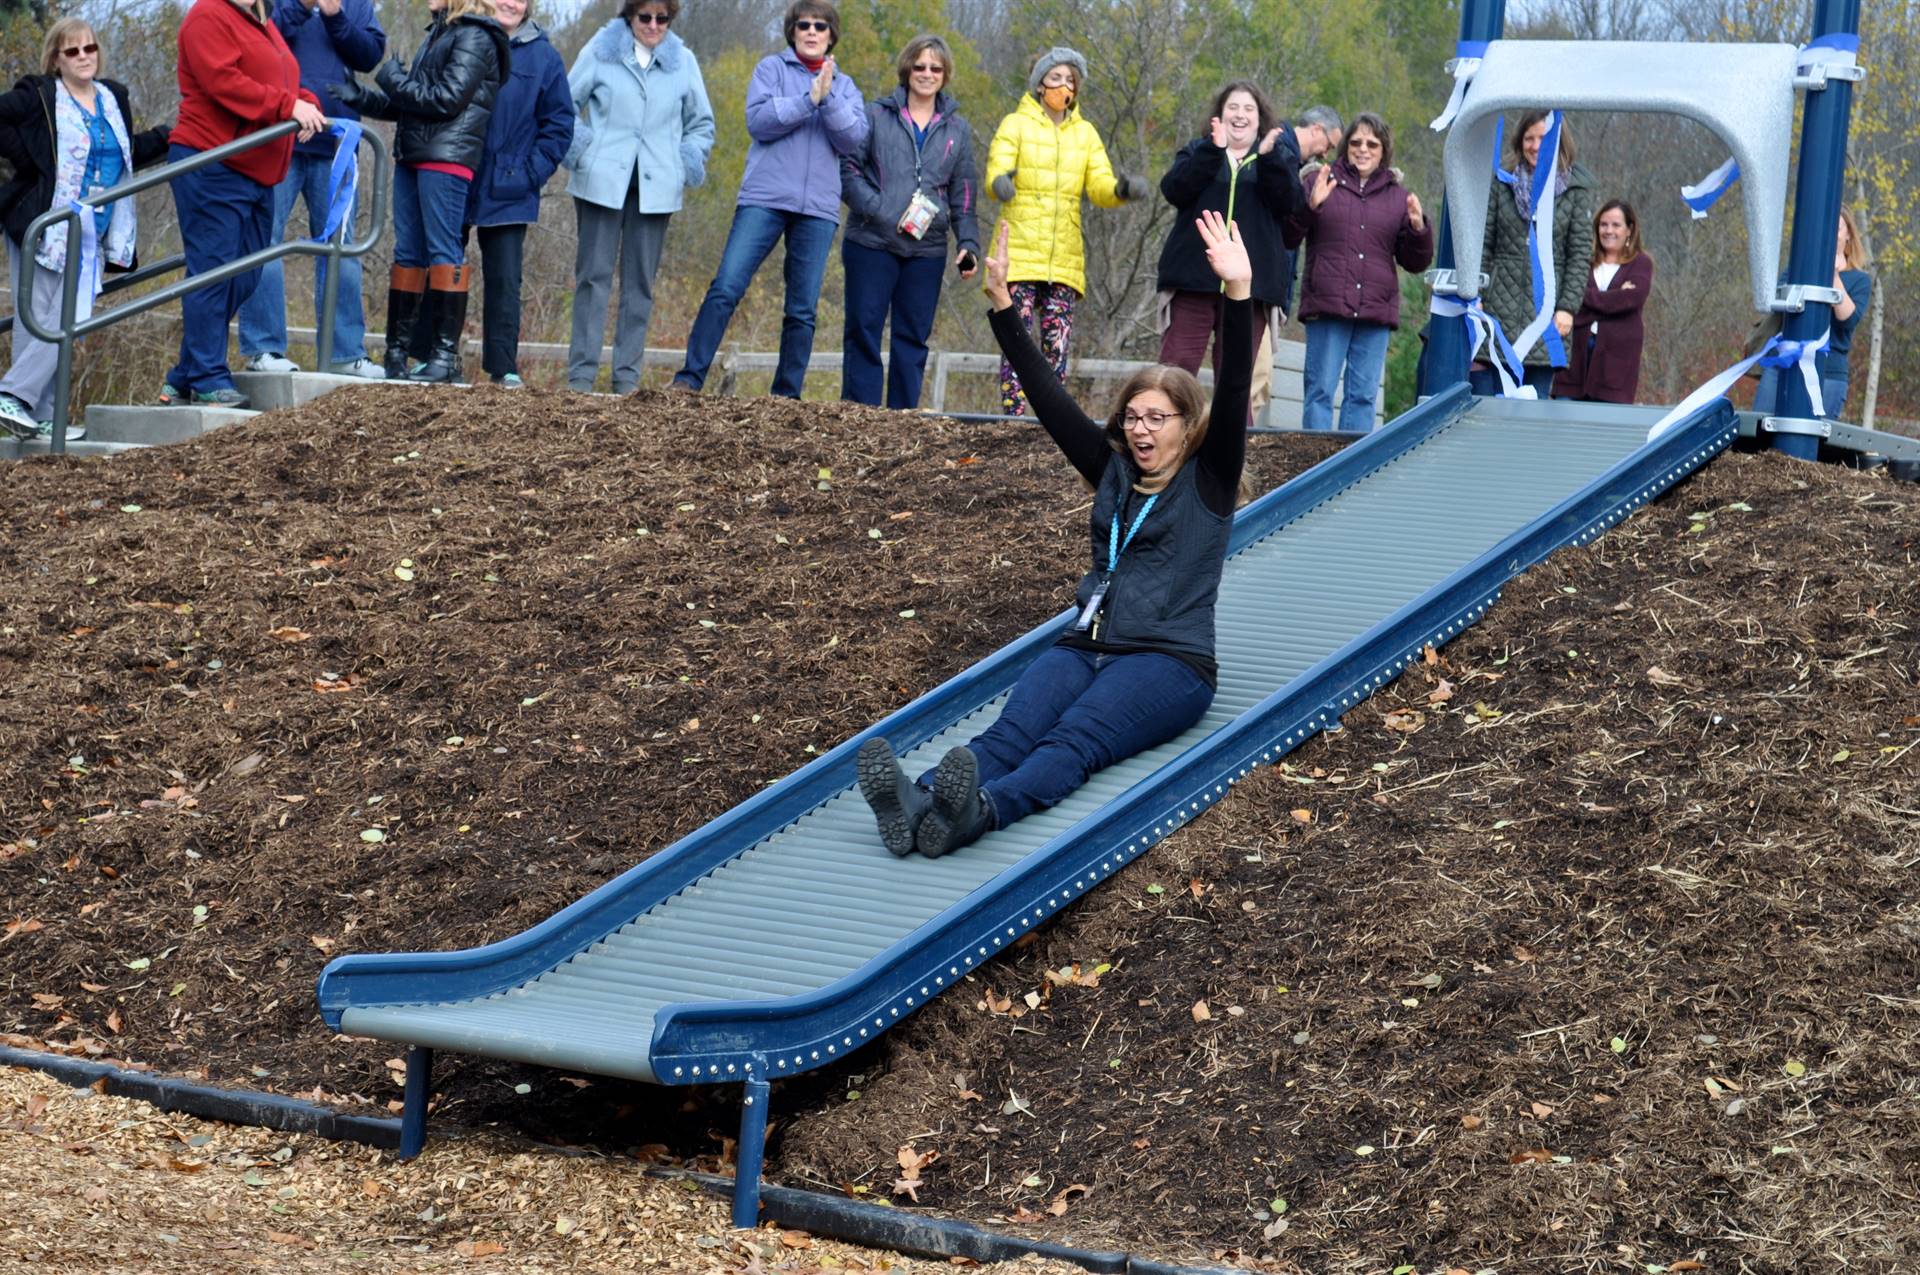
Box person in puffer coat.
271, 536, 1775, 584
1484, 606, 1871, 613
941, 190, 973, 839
1288, 112, 1432, 431
1475, 108, 1593, 398
985, 46, 1145, 417
838, 34, 979, 409
564, 0, 713, 393
672, 0, 866, 399
334, 0, 510, 383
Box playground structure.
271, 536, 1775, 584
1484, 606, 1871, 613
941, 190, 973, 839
316, 0, 1879, 1237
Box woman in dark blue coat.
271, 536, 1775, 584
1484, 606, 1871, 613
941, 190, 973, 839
406, 0, 571, 385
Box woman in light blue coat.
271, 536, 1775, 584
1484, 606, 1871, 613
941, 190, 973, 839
564, 0, 714, 392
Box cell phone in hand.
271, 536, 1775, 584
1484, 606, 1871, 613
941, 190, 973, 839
955, 251, 977, 275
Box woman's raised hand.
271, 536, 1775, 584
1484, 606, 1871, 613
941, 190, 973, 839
1306, 163, 1335, 210
1196, 209, 1251, 300
1406, 192, 1425, 231
982, 221, 1014, 310
1208, 116, 1227, 148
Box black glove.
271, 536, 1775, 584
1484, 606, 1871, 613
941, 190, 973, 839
1116, 172, 1148, 201
374, 56, 406, 93
991, 172, 1015, 202
327, 80, 364, 110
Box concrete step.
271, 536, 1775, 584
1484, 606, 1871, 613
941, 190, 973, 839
2, 434, 143, 460
231, 369, 377, 410
83, 404, 257, 445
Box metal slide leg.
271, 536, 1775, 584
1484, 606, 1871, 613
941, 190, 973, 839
398, 1046, 433, 1159
732, 1077, 771, 1229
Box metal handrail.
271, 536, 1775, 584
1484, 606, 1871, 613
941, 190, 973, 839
1, 252, 185, 336
16, 119, 391, 453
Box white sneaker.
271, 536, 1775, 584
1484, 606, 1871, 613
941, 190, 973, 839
329, 357, 388, 380
244, 352, 301, 373
0, 392, 38, 438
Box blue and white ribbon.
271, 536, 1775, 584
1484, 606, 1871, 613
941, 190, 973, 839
1680, 34, 1859, 218
1431, 293, 1533, 398
67, 196, 103, 323
313, 120, 362, 243
1495, 110, 1566, 368
1429, 39, 1489, 132
1646, 328, 1829, 441
1680, 155, 1740, 220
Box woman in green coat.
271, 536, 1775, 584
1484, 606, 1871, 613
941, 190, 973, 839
1473, 109, 1594, 398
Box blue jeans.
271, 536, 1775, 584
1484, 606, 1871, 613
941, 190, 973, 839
1302, 318, 1391, 430
392, 165, 470, 269
167, 143, 273, 394
841, 239, 945, 408
236, 150, 367, 363
929, 646, 1214, 830
1755, 366, 1849, 421
678, 204, 836, 398
1468, 362, 1556, 398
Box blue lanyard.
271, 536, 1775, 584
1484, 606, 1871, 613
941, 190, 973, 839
1107, 494, 1157, 572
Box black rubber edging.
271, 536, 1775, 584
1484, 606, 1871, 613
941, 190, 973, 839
4, 1045, 1226, 1272
0, 1044, 401, 1148
663, 1168, 1244, 1275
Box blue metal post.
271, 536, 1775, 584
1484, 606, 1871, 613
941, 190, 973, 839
1770, 0, 1861, 458
398, 1045, 433, 1159
732, 1077, 770, 1228
1420, 0, 1507, 397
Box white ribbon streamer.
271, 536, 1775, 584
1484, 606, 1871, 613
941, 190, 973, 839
1429, 41, 1489, 132
1646, 329, 1829, 442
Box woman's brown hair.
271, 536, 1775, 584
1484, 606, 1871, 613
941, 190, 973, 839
42, 17, 98, 77
1207, 80, 1276, 139
621, 0, 680, 22
896, 34, 952, 88
1838, 206, 1866, 269
1510, 108, 1574, 171
1102, 365, 1210, 495
1342, 111, 1392, 172
1590, 199, 1642, 266
783, 0, 839, 52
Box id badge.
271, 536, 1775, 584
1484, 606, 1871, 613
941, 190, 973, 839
1073, 579, 1109, 634
897, 189, 939, 240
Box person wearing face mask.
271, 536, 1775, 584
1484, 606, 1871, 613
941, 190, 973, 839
0, 18, 171, 439
1154, 81, 1303, 383
837, 34, 980, 409
1476, 108, 1594, 398
562, 0, 712, 393
1289, 111, 1432, 431
985, 46, 1146, 418
854, 211, 1253, 859
1558, 200, 1652, 404
1755, 208, 1871, 420
671, 0, 866, 399
402, 0, 571, 388
331, 0, 511, 385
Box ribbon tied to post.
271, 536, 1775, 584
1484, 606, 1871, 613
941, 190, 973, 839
1679, 33, 1859, 218
1429, 39, 1489, 132
314, 120, 363, 243
1645, 328, 1829, 442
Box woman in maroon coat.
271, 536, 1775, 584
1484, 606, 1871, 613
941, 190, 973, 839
1559, 199, 1653, 403
1289, 112, 1433, 431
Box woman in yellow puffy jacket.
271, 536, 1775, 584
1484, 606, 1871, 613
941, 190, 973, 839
985, 46, 1144, 416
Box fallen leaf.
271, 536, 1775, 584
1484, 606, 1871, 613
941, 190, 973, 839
310, 935, 336, 954
105, 1009, 122, 1035
1460, 1114, 1484, 1130
1381, 709, 1425, 734
1191, 999, 1212, 1022
267, 627, 312, 643
1288, 808, 1313, 824
453, 1239, 505, 1258
1530, 1101, 1555, 1118
1670, 1262, 1707, 1272
1426, 678, 1455, 704
778, 1230, 813, 1250
1646, 665, 1685, 686
1046, 1183, 1089, 1217
265, 1231, 315, 1249
1510, 1147, 1554, 1164
360, 1179, 382, 1198
1473, 701, 1503, 720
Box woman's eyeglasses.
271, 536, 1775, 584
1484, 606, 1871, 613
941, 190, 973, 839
1348, 137, 1382, 149
1122, 410, 1183, 431
631, 12, 670, 25
794, 18, 831, 31
909, 62, 944, 73
62, 42, 99, 57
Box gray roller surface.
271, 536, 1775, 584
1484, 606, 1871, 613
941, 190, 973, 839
341, 400, 1658, 1079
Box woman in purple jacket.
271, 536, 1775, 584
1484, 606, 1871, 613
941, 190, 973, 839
1289, 112, 1432, 431
671, 0, 866, 399
1558, 200, 1653, 403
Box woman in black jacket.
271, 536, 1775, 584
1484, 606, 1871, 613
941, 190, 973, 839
857, 211, 1252, 859
0, 16, 170, 438
335, 0, 509, 382
1154, 81, 1302, 380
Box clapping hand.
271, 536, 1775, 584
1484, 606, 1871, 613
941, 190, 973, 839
1406, 192, 1425, 231
1208, 116, 1227, 148
982, 221, 1013, 310
810, 56, 836, 105
1257, 126, 1282, 156
1195, 209, 1251, 300
1307, 163, 1335, 210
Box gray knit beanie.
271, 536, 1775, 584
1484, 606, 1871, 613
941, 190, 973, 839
1026, 46, 1089, 94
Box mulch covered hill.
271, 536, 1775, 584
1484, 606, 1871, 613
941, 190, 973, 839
3, 389, 1915, 1273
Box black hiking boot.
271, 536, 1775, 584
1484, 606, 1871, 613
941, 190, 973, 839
918, 746, 992, 858
857, 738, 930, 858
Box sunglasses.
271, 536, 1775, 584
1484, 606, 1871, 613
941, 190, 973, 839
909, 62, 944, 73
1348, 137, 1381, 149
630, 12, 670, 24
793, 19, 831, 31
62, 42, 99, 58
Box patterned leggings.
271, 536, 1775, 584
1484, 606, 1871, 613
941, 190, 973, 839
999, 281, 1079, 417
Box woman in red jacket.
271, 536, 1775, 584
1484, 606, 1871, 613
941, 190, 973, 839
1288, 112, 1432, 431
162, 0, 326, 409
1558, 200, 1653, 403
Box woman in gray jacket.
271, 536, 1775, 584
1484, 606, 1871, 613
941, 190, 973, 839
838, 34, 979, 408
563, 0, 714, 393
